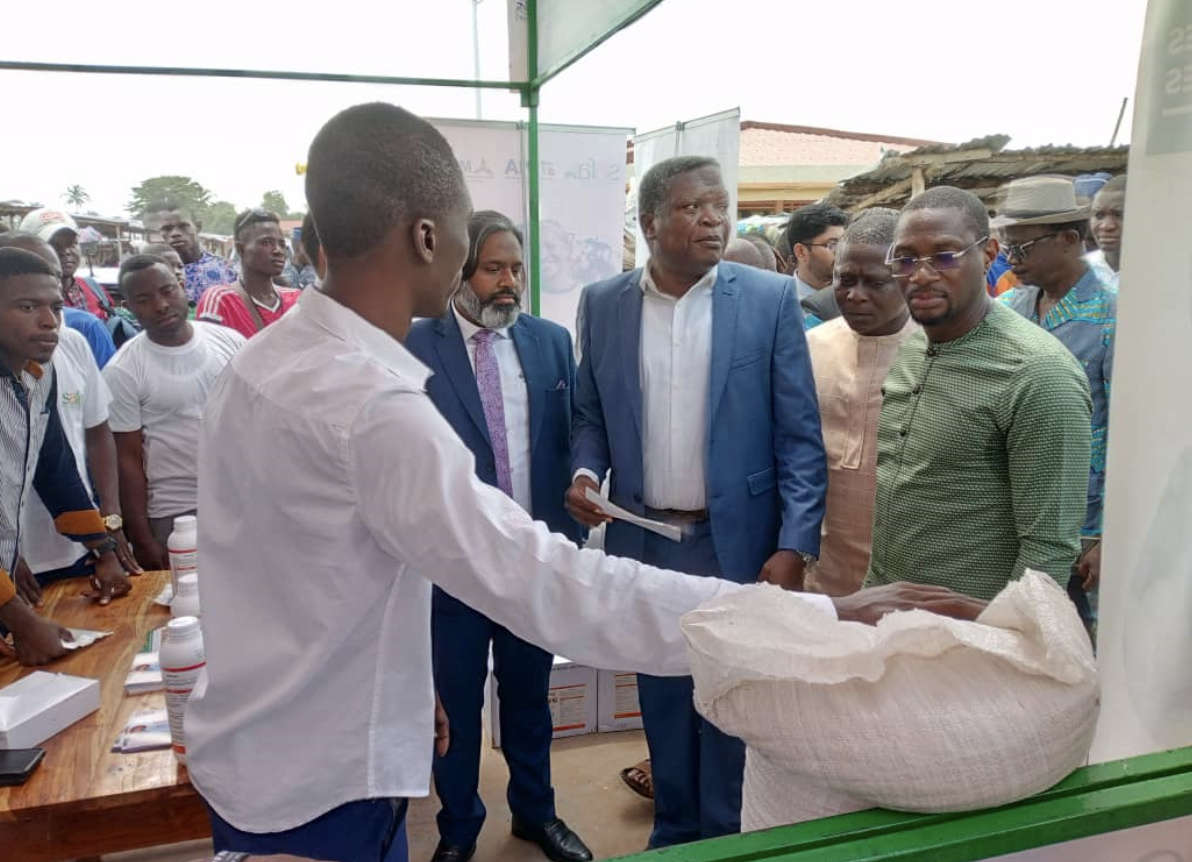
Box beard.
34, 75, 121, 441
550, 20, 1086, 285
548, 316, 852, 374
456, 280, 521, 329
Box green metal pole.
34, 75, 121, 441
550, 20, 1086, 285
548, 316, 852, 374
525, 0, 542, 317
0, 60, 522, 91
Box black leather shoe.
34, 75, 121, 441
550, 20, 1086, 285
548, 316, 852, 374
511, 817, 593, 862
430, 840, 477, 862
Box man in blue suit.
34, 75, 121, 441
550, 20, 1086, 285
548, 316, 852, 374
567, 157, 827, 848
406, 211, 592, 862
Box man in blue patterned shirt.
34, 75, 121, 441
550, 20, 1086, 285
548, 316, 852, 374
145, 202, 238, 303
996, 176, 1115, 633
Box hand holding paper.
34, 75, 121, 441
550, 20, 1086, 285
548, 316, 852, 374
583, 487, 683, 542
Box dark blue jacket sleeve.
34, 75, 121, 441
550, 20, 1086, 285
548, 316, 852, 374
772, 281, 827, 555
570, 286, 611, 481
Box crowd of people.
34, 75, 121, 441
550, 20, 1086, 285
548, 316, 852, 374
0, 100, 1122, 862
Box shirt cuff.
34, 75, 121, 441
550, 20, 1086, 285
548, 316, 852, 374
573, 468, 602, 486
54, 509, 106, 541
0, 569, 16, 606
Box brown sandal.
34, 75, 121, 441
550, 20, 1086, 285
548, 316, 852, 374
619, 759, 654, 800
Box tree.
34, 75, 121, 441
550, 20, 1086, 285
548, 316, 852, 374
63, 185, 90, 212
128, 176, 213, 221
261, 190, 290, 216
204, 201, 239, 236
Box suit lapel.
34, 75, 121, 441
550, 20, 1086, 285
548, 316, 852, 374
618, 277, 644, 436
510, 318, 545, 451
708, 268, 740, 423
433, 311, 491, 446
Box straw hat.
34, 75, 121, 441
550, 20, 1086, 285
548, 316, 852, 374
991, 176, 1090, 228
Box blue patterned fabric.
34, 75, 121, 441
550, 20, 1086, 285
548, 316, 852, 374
1000, 267, 1116, 536
183, 250, 239, 303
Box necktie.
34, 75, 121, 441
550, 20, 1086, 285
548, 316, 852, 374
473, 330, 514, 497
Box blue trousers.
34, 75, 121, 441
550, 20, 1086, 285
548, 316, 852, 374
206, 797, 408, 862
638, 521, 745, 848
432, 587, 556, 847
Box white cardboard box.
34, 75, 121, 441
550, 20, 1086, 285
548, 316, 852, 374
0, 672, 101, 749
597, 669, 643, 732
487, 656, 598, 748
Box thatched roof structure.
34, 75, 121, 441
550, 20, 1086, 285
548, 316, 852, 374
823, 135, 1129, 212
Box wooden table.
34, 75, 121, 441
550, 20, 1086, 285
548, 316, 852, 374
0, 571, 210, 862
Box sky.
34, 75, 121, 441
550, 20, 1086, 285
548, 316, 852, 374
0, 0, 1149, 219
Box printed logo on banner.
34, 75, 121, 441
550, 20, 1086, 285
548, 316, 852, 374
1149, 5, 1192, 153
504, 160, 559, 179
564, 159, 623, 183
458, 158, 498, 181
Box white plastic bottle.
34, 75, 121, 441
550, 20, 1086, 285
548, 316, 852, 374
171, 574, 201, 618
160, 616, 205, 764
167, 516, 198, 596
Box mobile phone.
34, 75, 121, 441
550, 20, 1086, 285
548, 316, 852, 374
0, 748, 45, 786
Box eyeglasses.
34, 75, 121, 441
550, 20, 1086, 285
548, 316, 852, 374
885, 236, 989, 280
1001, 233, 1060, 261
799, 239, 840, 252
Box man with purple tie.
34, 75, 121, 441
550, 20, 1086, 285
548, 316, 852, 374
405, 211, 591, 862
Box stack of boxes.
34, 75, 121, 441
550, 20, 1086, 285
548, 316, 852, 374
485, 656, 642, 748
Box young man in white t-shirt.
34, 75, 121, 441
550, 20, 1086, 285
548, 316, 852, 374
104, 255, 245, 570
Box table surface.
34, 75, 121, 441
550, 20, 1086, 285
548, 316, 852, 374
0, 570, 211, 862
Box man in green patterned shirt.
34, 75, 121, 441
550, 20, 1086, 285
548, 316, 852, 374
864, 187, 1092, 601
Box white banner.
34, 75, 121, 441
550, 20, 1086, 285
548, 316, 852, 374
983, 0, 1192, 856
433, 118, 629, 336
632, 109, 741, 268
1092, 0, 1192, 767
533, 125, 629, 334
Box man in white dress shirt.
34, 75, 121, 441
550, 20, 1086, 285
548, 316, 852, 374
184, 102, 985, 862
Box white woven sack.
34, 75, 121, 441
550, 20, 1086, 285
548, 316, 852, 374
682, 571, 1099, 826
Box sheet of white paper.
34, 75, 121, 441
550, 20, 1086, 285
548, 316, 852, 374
584, 487, 683, 542
62, 628, 113, 651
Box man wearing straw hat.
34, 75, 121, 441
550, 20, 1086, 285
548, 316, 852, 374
996, 176, 1117, 635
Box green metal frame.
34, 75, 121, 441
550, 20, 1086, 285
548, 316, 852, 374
0, 0, 660, 317
7, 10, 1191, 862
618, 747, 1192, 862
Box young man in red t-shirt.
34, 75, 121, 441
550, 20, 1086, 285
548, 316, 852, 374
196, 208, 299, 339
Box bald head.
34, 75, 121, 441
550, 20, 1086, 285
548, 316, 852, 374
0, 232, 62, 278
723, 237, 768, 269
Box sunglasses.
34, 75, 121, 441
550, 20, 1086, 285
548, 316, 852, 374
1002, 233, 1061, 261
885, 236, 989, 280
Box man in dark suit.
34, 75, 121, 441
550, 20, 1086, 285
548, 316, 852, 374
567, 157, 827, 848
406, 211, 591, 862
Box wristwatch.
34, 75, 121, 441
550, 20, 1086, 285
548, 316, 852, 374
795, 550, 817, 565
212, 853, 250, 862
87, 537, 118, 560
102, 513, 124, 531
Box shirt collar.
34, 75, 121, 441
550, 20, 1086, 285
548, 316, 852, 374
1071, 264, 1107, 302
297, 288, 431, 388
640, 262, 718, 298
451, 300, 511, 341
